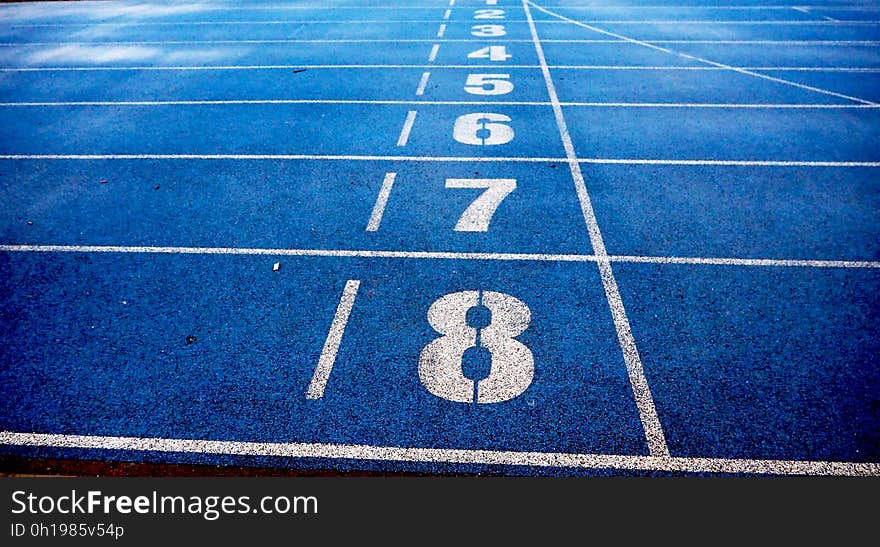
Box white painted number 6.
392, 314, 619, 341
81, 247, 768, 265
419, 291, 534, 404
453, 113, 514, 146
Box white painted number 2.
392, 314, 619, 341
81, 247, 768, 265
453, 113, 514, 146
419, 291, 534, 404
474, 9, 505, 19
464, 74, 513, 96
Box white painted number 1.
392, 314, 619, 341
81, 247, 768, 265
419, 291, 534, 404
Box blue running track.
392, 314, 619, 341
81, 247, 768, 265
0, 0, 878, 476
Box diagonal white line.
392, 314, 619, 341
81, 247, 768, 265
528, 1, 878, 106
1, 431, 877, 476
523, 0, 669, 457
366, 172, 397, 231
306, 280, 360, 400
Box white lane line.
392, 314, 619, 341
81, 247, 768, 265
443, 9, 452, 20
793, 6, 811, 14
1, 245, 877, 269
366, 172, 397, 232
448, 0, 456, 6
523, 0, 669, 458
7, 19, 880, 26
2, 65, 878, 72
437, 24, 447, 37
2, 155, 879, 166
415, 72, 432, 96
3, 100, 876, 108
2, 39, 877, 45
528, 1, 878, 106
306, 280, 360, 400
1, 431, 876, 476
396, 110, 418, 147
428, 44, 440, 62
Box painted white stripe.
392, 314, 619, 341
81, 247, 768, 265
415, 72, 432, 96
306, 280, 359, 400
437, 24, 447, 38
1, 431, 876, 476
7, 19, 880, 26
528, 1, 877, 106
2, 39, 877, 45
0, 4, 871, 10
2, 65, 878, 73
443, 9, 452, 20
0, 245, 877, 269
396, 110, 418, 147
523, 0, 669, 458
448, 0, 456, 6
366, 172, 397, 232
2, 100, 876, 109
1, 155, 878, 167
428, 44, 440, 62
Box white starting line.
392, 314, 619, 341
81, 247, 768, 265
1, 431, 877, 476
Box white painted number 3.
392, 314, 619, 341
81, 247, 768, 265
419, 291, 534, 404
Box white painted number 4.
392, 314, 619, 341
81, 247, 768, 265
419, 291, 534, 404
467, 46, 511, 62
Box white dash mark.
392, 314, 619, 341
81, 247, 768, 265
487, 0, 498, 5
306, 280, 360, 400
366, 172, 397, 232
437, 24, 447, 38
792, 7, 811, 14
448, 0, 456, 7
428, 43, 440, 62
443, 9, 452, 20
415, 71, 431, 96
272, 262, 280, 271
396, 110, 417, 146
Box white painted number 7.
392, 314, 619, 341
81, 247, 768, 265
446, 178, 516, 232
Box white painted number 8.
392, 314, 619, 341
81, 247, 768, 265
419, 291, 534, 404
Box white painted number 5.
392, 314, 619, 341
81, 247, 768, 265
464, 74, 513, 96
419, 291, 534, 404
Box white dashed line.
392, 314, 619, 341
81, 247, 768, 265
437, 24, 447, 37
1, 431, 877, 476
396, 110, 418, 146
305, 280, 360, 400
428, 44, 440, 62
443, 9, 452, 20
523, 0, 669, 458
415, 72, 432, 96
366, 172, 397, 232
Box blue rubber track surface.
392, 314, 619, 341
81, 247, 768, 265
0, 0, 878, 476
